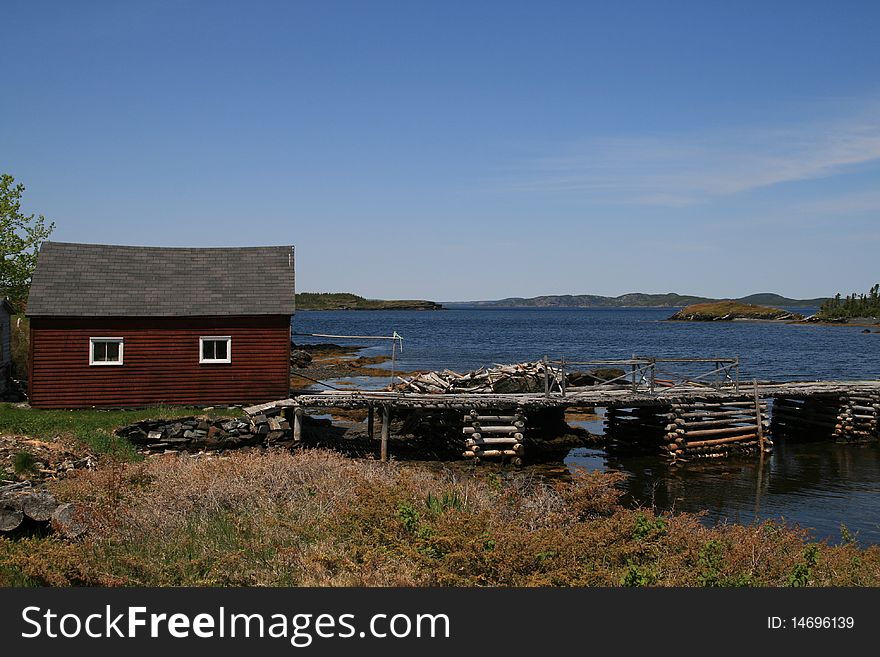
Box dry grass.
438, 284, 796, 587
1, 449, 878, 587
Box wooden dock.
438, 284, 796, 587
245, 356, 880, 464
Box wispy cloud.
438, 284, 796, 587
507, 102, 880, 206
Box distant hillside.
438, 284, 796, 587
296, 292, 441, 311
449, 292, 827, 308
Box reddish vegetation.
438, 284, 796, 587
2, 450, 878, 587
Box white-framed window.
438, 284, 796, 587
89, 337, 124, 366
199, 336, 231, 364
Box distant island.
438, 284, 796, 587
668, 301, 804, 322
813, 284, 880, 323
296, 292, 442, 311
447, 292, 828, 309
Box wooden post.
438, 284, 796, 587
380, 405, 390, 461
390, 334, 397, 386
543, 355, 549, 399
754, 379, 765, 452
367, 405, 374, 440
293, 408, 303, 442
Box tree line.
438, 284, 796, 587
818, 284, 880, 320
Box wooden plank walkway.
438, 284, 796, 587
245, 380, 880, 414
244, 374, 880, 463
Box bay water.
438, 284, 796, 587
294, 308, 880, 544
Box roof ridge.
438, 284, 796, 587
43, 241, 294, 251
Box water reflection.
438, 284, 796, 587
566, 441, 880, 545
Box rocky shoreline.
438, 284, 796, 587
290, 342, 405, 389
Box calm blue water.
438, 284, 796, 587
293, 308, 880, 544
293, 307, 879, 381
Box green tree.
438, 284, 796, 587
1, 174, 55, 307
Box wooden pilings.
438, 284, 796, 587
770, 393, 879, 442
380, 405, 390, 461
605, 406, 669, 453
293, 408, 303, 442
770, 396, 840, 440
832, 392, 879, 442
661, 399, 771, 459
462, 408, 525, 466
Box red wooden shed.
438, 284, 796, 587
26, 242, 295, 408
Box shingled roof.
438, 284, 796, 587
27, 242, 295, 317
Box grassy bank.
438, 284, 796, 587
0, 403, 241, 461
2, 449, 878, 586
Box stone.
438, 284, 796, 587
290, 350, 312, 367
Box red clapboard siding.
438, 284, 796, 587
29, 316, 291, 408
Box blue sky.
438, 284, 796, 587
3, 0, 879, 300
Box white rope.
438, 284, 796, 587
293, 331, 403, 352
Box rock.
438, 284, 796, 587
147, 430, 163, 441
290, 350, 313, 367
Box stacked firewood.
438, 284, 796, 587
395, 362, 553, 395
